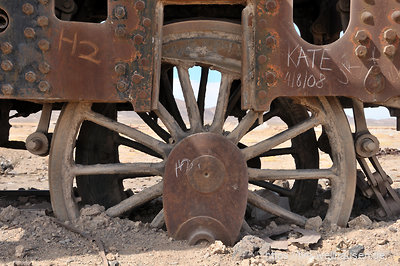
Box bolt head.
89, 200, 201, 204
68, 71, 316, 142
1, 60, 13, 71
24, 27, 35, 39
134, 34, 144, 45
266, 0, 277, 11
384, 29, 397, 42
115, 26, 126, 38
266, 36, 276, 48
1, 42, 12, 54
143, 18, 151, 27
383, 45, 396, 57
37, 16, 49, 27
115, 64, 126, 75
392, 11, 400, 24
135, 1, 145, 11
361, 11, 374, 25
115, 6, 126, 19
355, 30, 368, 42
355, 45, 368, 57
116, 80, 129, 92
265, 71, 276, 85
38, 81, 50, 92
22, 3, 34, 15
257, 90, 267, 99
1, 84, 13, 95
132, 74, 144, 84
38, 39, 50, 52
25, 71, 37, 83
258, 55, 267, 64
39, 62, 51, 74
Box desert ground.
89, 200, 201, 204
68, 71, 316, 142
0, 112, 399, 266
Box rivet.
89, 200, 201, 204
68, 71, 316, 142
392, 11, 400, 24
38, 81, 50, 92
257, 90, 267, 99
355, 30, 368, 42
258, 55, 267, 64
355, 45, 367, 57
384, 29, 397, 42
22, 3, 34, 15
361, 11, 374, 25
116, 80, 129, 92
115, 26, 126, 38
38, 39, 50, 52
39, 62, 51, 74
132, 74, 144, 84
383, 45, 396, 57
39, 0, 49, 5
1, 84, 13, 95
1, 42, 12, 54
25, 71, 37, 83
63, 0, 72, 9
266, 36, 276, 48
266, 0, 277, 11
114, 64, 126, 75
265, 71, 276, 85
143, 18, 151, 27
1, 60, 13, 71
114, 6, 126, 19
135, 1, 145, 11
259, 19, 267, 28
37, 16, 49, 27
134, 34, 144, 45
24, 27, 35, 38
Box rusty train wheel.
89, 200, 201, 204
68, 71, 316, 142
49, 20, 356, 244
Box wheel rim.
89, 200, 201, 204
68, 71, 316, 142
49, 20, 356, 239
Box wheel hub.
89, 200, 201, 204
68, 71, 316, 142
163, 133, 248, 246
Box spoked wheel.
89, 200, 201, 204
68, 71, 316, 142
49, 20, 356, 245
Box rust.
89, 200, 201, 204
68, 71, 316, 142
361, 11, 374, 25
37, 16, 49, 27
0, 42, 12, 54
24, 27, 35, 39
355, 45, 368, 57
1, 60, 13, 71
135, 1, 145, 11
115, 64, 126, 75
39, 62, 51, 74
22, 3, 34, 15
1, 84, 13, 95
38, 81, 50, 93
392, 10, 400, 23
355, 30, 368, 42
383, 45, 396, 57
38, 39, 50, 52
25, 71, 37, 83
384, 29, 397, 43
114, 6, 126, 19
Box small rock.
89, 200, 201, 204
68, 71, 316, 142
80, 204, 105, 216
208, 240, 228, 254
305, 216, 322, 231
233, 235, 270, 259
348, 245, 365, 258
348, 215, 372, 228
106, 253, 116, 261
15, 245, 25, 258
378, 239, 389, 245
388, 226, 397, 233
13, 261, 32, 266
269, 221, 277, 229
108, 261, 120, 266
0, 206, 20, 222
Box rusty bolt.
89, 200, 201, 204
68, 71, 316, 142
115, 6, 126, 19
38, 81, 50, 92
115, 26, 126, 38
25, 71, 37, 83
38, 39, 50, 52
24, 27, 35, 39
39, 62, 51, 74
132, 74, 144, 84
355, 30, 368, 42
1, 60, 13, 71
37, 16, 49, 27
384, 29, 397, 42
115, 63, 126, 75
257, 90, 267, 100
116, 80, 129, 92
1, 84, 13, 95
135, 1, 145, 11
392, 11, 400, 24
361, 11, 374, 25
384, 45, 396, 57
1, 42, 12, 54
355, 45, 368, 57
134, 34, 144, 45
265, 71, 276, 85
266, 0, 277, 11
22, 3, 34, 15
143, 18, 151, 27
258, 55, 267, 64
39, 0, 49, 5
265, 36, 276, 48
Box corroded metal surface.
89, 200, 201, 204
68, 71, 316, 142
163, 133, 248, 246
0, 0, 161, 111
244, 0, 400, 111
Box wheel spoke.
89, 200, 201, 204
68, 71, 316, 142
247, 190, 307, 226
138, 112, 171, 143
248, 168, 337, 181
249, 180, 293, 197
225, 82, 241, 119
154, 102, 186, 141
242, 115, 321, 160
71, 162, 164, 177
210, 74, 234, 133
150, 209, 165, 229
259, 147, 296, 157
227, 110, 258, 144
117, 136, 163, 159
197, 67, 209, 123
177, 67, 202, 132
84, 109, 170, 157
106, 182, 163, 217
